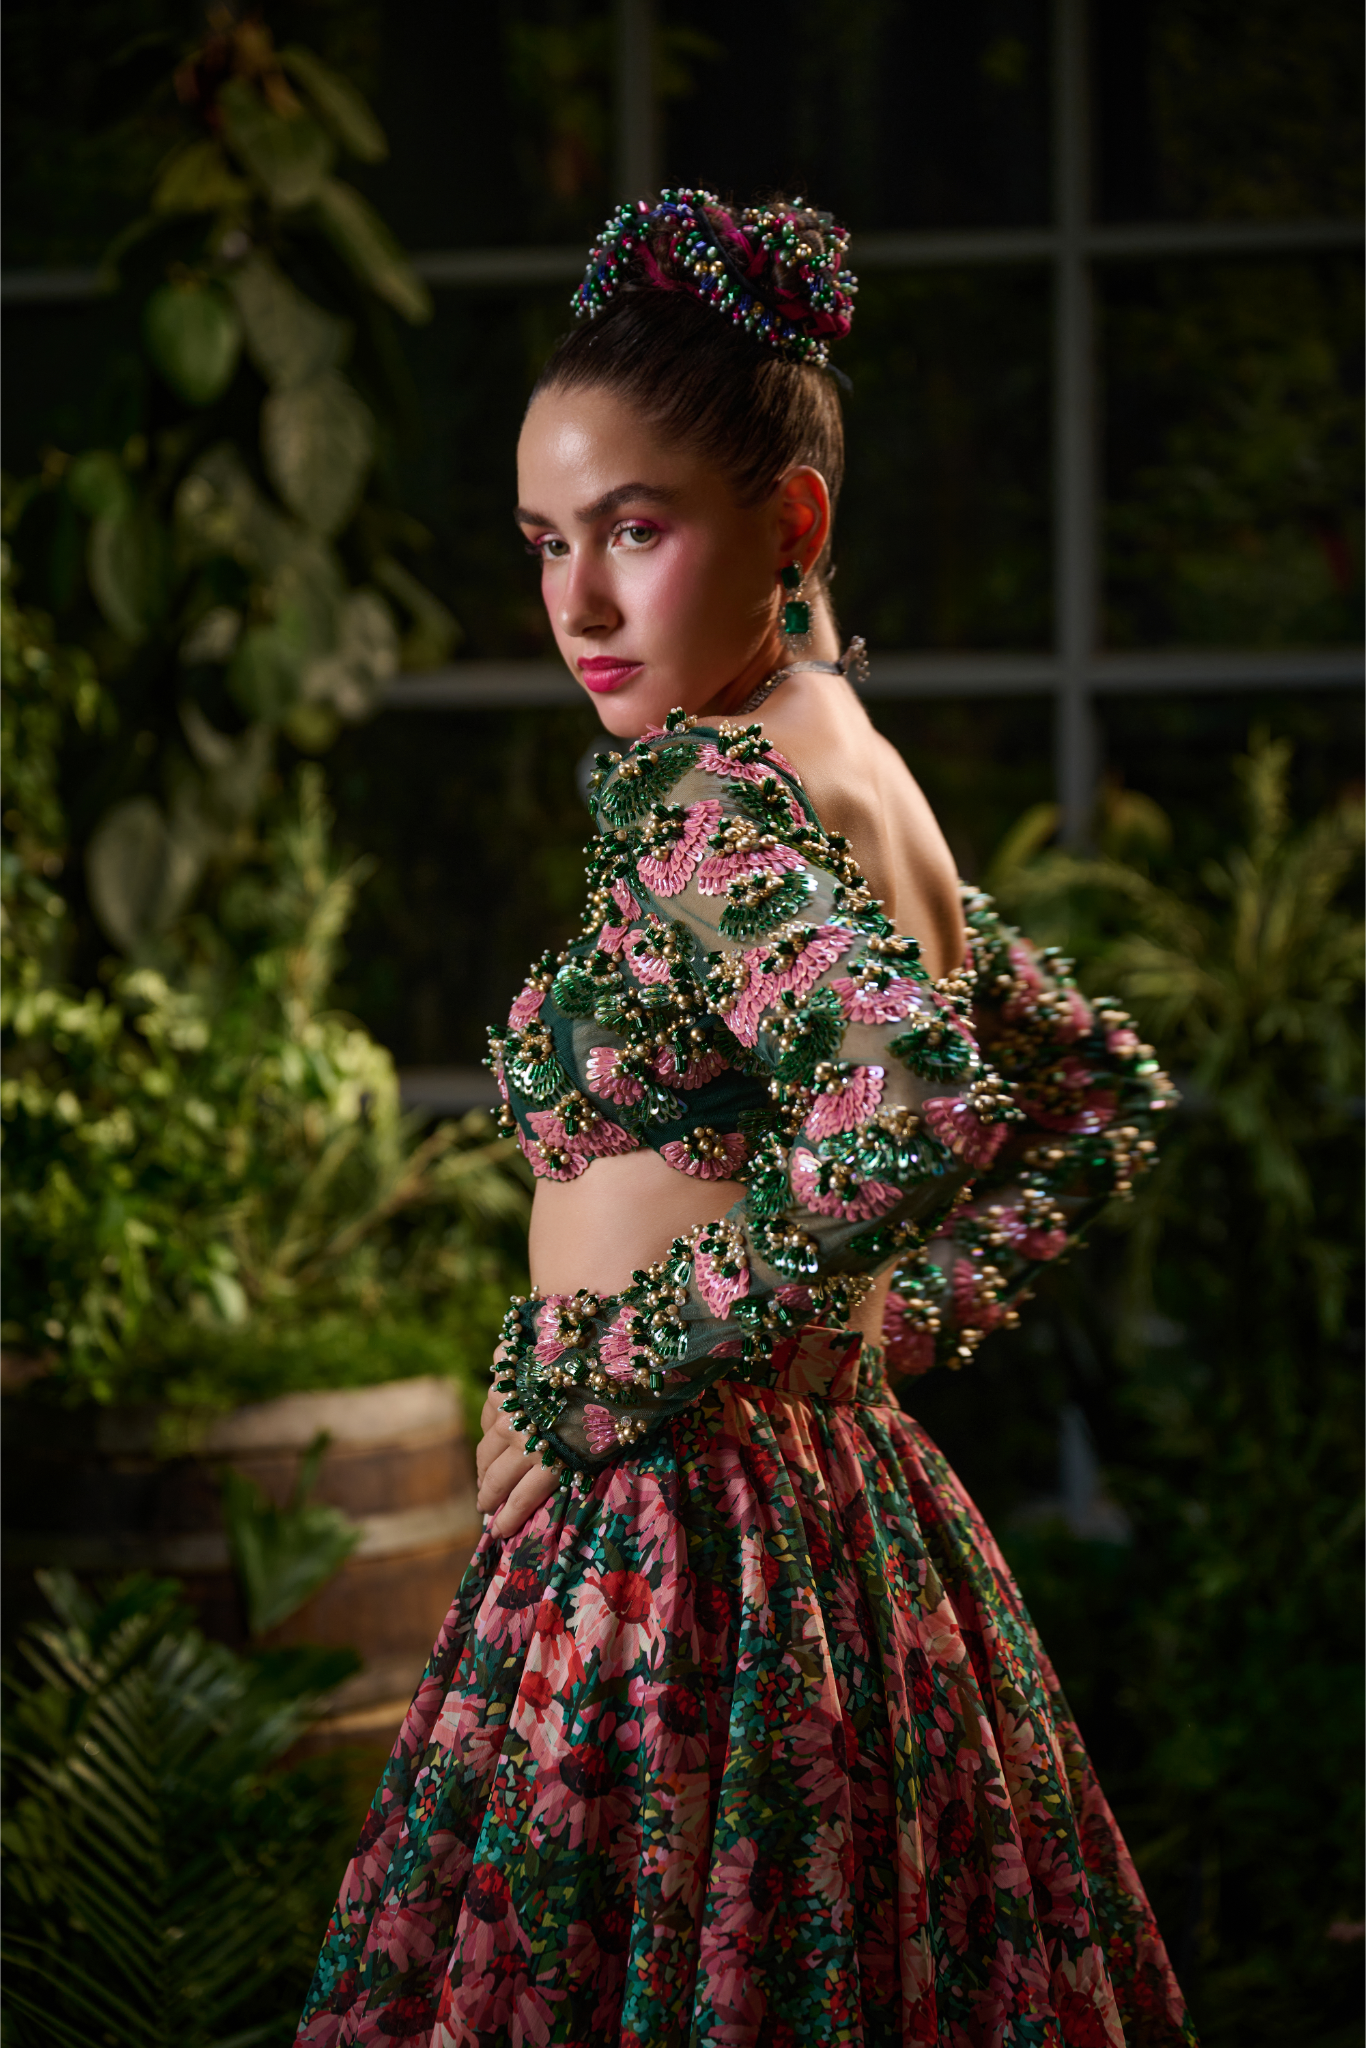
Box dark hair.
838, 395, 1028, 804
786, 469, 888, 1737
531, 199, 848, 585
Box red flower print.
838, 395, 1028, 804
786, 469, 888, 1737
907, 1650, 936, 1717
941, 1864, 995, 1956
937, 1798, 975, 1863
573, 1567, 662, 1676
693, 1578, 731, 1635
374, 1993, 439, 2037
840, 1488, 877, 1560
738, 1439, 781, 1500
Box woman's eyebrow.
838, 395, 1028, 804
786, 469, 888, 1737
513, 482, 679, 530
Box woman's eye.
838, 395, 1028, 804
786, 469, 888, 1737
526, 536, 568, 559
615, 523, 659, 549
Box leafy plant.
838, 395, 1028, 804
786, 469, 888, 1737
986, 737, 1364, 2040
221, 1433, 360, 1640
1, 562, 529, 1414
1, 1570, 359, 2048
7, 11, 456, 966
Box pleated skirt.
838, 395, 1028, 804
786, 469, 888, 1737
296, 1328, 1196, 2047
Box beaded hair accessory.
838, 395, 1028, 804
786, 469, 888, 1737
574, 188, 858, 369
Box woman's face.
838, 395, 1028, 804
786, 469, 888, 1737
516, 382, 828, 738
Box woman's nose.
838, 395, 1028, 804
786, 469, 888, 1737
559, 551, 619, 639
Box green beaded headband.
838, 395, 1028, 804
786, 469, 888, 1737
573, 188, 858, 369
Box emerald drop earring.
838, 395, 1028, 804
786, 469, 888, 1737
780, 561, 811, 641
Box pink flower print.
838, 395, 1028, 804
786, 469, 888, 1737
941, 1864, 995, 1957
525, 1598, 586, 1694
582, 1403, 623, 1455
991, 1835, 1035, 1899
695, 841, 802, 897
802, 1063, 885, 1139
832, 973, 922, 1025
452, 1862, 527, 1973
922, 1093, 1009, 1167
660, 1128, 748, 1179
997, 1710, 1044, 1805
786, 1702, 852, 1825
707, 1836, 786, 1938
896, 1821, 929, 1944
882, 1291, 936, 1377
639, 1679, 710, 1774
807, 1818, 858, 1926
637, 799, 722, 896
694, 1237, 750, 1316
572, 1567, 663, 1677
479, 1561, 545, 1650
611, 879, 641, 921
653, 1041, 729, 1089
1030, 1833, 1091, 1938
369, 1898, 438, 1974
599, 1305, 646, 1379
585, 1044, 644, 1105
790, 1146, 902, 1221
530, 1738, 636, 1854
1053, 1947, 1126, 2048
507, 981, 546, 1031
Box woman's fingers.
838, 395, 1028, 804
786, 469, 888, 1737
490, 1461, 560, 1540
476, 1438, 534, 1514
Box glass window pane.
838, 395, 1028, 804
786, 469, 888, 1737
663, 0, 1050, 230
837, 268, 1053, 650
1094, 0, 1365, 224
1101, 254, 1364, 649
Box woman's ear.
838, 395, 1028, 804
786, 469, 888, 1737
773, 466, 831, 573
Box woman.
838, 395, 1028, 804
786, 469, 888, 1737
299, 192, 1195, 2048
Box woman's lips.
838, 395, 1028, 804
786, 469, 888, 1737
577, 657, 643, 695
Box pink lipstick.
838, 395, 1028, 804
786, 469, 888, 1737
578, 656, 643, 695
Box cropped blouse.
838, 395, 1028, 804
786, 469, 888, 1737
488, 711, 1174, 1475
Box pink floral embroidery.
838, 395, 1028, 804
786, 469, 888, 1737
1106, 1024, 1140, 1058
599, 1307, 645, 1379
952, 1259, 1007, 1332
802, 1064, 886, 1139
694, 1242, 750, 1317
611, 880, 641, 921
882, 1291, 936, 1377
790, 1147, 902, 1221
660, 1131, 748, 1180
582, 1404, 621, 1455
1017, 1055, 1119, 1134
992, 1200, 1068, 1262
598, 922, 633, 956
637, 799, 722, 897
722, 924, 855, 1046
695, 842, 802, 897
585, 1045, 644, 1105
696, 743, 806, 821
507, 983, 546, 1031
525, 1106, 638, 1180
625, 935, 674, 984
831, 974, 923, 1025
653, 1043, 729, 1089
533, 1295, 577, 1367
922, 1095, 1009, 1168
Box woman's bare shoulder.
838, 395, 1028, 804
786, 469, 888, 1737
756, 677, 964, 973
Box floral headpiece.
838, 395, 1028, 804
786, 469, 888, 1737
573, 188, 858, 369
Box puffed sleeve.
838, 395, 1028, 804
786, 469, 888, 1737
495, 716, 1024, 1475
879, 888, 1176, 1379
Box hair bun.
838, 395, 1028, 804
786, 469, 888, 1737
574, 188, 858, 368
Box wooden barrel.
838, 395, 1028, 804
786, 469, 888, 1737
2, 1376, 482, 1739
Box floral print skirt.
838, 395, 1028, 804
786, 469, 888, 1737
297, 1328, 1196, 2047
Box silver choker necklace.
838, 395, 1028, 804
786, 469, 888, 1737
734, 636, 869, 715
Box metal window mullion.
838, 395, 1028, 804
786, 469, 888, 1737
1053, 0, 1099, 846
616, 0, 658, 199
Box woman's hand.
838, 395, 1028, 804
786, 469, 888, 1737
475, 1380, 561, 1539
